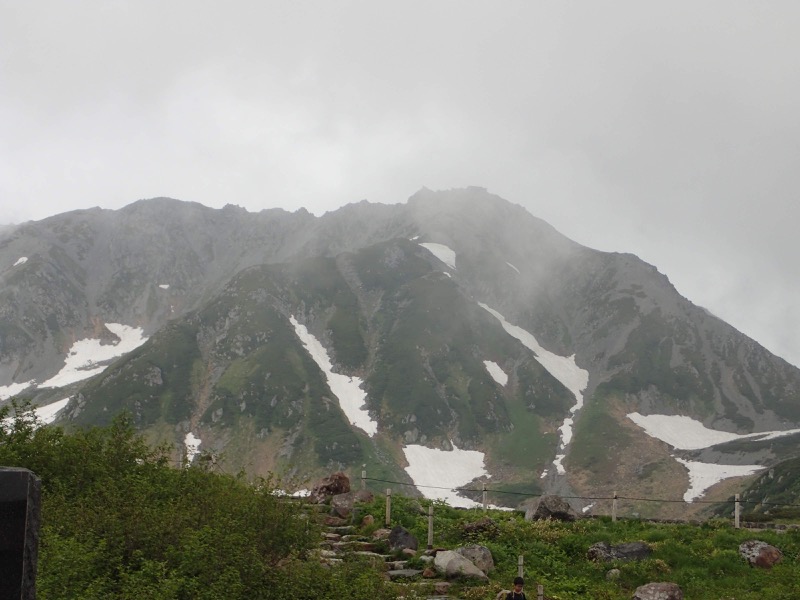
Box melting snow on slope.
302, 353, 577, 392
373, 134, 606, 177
0, 381, 35, 401
1, 398, 70, 431
403, 443, 488, 508
38, 323, 148, 388
13, 256, 28, 267
626, 412, 800, 450
479, 303, 589, 474
419, 243, 457, 270
290, 316, 378, 436
625, 413, 800, 500
483, 360, 508, 386
185, 432, 202, 464
675, 457, 762, 502
35, 398, 70, 424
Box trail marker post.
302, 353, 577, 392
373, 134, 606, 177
0, 467, 41, 600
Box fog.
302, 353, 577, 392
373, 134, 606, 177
1, 1, 799, 365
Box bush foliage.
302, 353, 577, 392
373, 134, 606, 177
3, 400, 800, 599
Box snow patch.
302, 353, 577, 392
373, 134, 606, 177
506, 262, 520, 274
0, 380, 35, 401
13, 256, 28, 267
483, 360, 508, 386
35, 398, 70, 424
479, 303, 588, 474
290, 316, 378, 436
38, 323, 148, 388
675, 457, 763, 502
184, 432, 201, 464
626, 412, 800, 450
403, 443, 488, 508
419, 243, 456, 270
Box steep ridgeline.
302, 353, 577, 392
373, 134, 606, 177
2, 187, 800, 514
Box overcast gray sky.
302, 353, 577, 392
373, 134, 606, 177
2, 1, 799, 366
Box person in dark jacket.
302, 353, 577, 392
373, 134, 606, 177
506, 576, 526, 600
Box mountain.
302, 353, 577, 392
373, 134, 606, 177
2, 187, 799, 516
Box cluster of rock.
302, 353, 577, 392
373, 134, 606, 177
308, 478, 788, 600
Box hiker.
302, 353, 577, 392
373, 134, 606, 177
506, 576, 526, 600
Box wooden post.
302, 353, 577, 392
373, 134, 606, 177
517, 555, 524, 578
734, 493, 740, 529
537, 584, 544, 600
427, 504, 434, 550
361, 469, 366, 491
482, 482, 487, 511
612, 491, 618, 523
385, 489, 392, 527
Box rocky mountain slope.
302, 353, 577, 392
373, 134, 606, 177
2, 187, 799, 515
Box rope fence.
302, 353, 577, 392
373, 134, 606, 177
358, 471, 800, 530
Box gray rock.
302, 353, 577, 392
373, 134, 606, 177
632, 582, 683, 600
739, 540, 783, 569
587, 541, 652, 562
455, 544, 494, 574
525, 495, 579, 521
433, 550, 489, 581
389, 525, 418, 551
387, 569, 423, 580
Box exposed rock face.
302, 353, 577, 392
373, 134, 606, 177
632, 582, 683, 600
388, 525, 418, 552
525, 495, 579, 522
739, 540, 783, 569
587, 541, 652, 562
433, 550, 489, 581
309, 472, 350, 504
455, 544, 494, 575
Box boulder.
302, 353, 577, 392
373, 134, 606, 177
739, 540, 783, 569
330, 489, 374, 518
587, 541, 652, 562
309, 472, 350, 504
433, 550, 489, 581
525, 495, 579, 522
632, 582, 683, 600
462, 516, 501, 539
434, 581, 452, 595
389, 526, 419, 551
455, 544, 494, 575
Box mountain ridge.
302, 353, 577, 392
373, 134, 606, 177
2, 187, 799, 515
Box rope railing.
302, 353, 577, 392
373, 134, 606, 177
361, 475, 800, 508
358, 473, 800, 529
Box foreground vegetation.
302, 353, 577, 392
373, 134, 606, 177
2, 402, 799, 599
